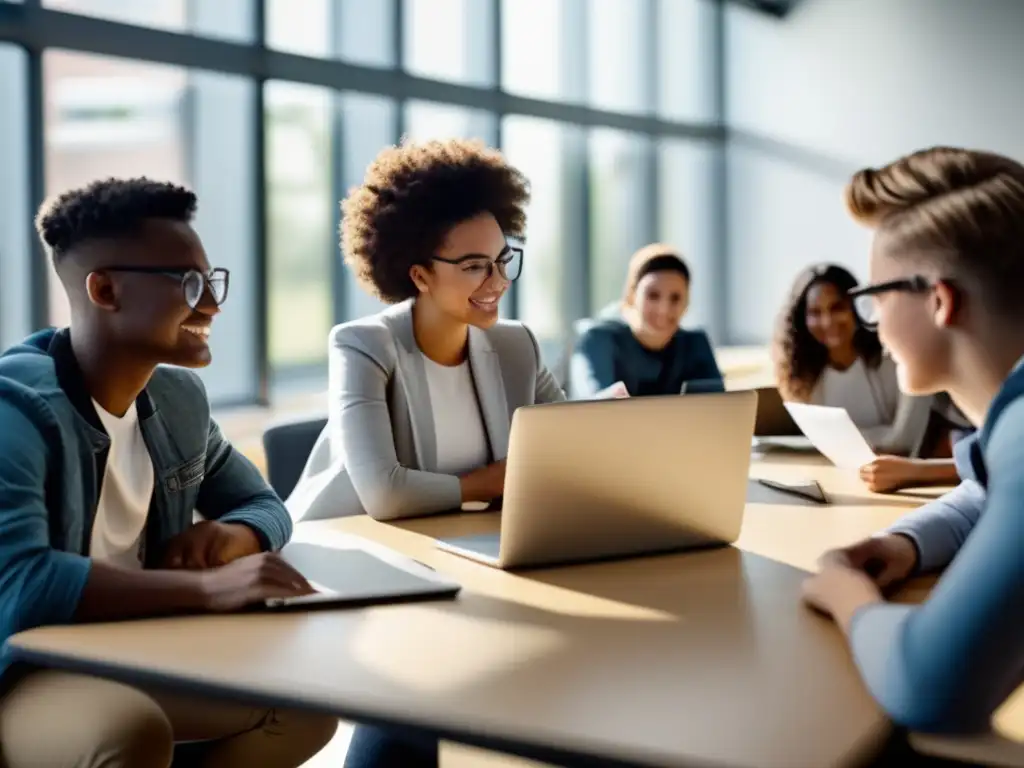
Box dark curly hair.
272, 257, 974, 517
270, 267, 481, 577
36, 177, 197, 263
341, 138, 530, 304
771, 263, 883, 402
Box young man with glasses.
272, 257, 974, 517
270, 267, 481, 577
0, 178, 337, 767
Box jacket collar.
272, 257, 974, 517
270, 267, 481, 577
386, 300, 510, 468
47, 328, 158, 443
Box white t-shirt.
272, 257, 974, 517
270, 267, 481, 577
89, 400, 154, 568
422, 358, 490, 476
812, 356, 900, 429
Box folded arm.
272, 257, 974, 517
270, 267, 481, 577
860, 393, 933, 455
848, 399, 1024, 733
196, 418, 292, 551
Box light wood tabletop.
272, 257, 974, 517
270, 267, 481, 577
7, 452, 1010, 768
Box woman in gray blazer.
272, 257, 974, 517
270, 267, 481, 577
288, 138, 566, 767
287, 138, 564, 527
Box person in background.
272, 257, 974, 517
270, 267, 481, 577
0, 178, 337, 768
569, 244, 724, 399
772, 263, 933, 457
803, 146, 1024, 743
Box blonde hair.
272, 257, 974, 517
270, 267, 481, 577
845, 146, 1024, 317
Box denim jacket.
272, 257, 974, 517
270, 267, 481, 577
0, 328, 291, 664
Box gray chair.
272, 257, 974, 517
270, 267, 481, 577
262, 415, 328, 500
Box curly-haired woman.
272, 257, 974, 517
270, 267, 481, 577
286, 138, 564, 525
771, 263, 933, 457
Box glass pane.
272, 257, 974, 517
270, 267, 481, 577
43, 0, 253, 42
501, 0, 582, 103
340, 93, 396, 321
0, 44, 31, 349
42, 50, 257, 402
339, 0, 395, 67
404, 100, 497, 145
403, 0, 494, 86
265, 81, 334, 372
657, 0, 717, 121
265, 0, 330, 57
502, 116, 584, 366
587, 0, 649, 114
657, 139, 718, 337
588, 128, 654, 312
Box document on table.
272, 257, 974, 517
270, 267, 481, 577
783, 403, 877, 469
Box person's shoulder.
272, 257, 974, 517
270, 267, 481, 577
329, 304, 404, 351
675, 327, 713, 346
577, 318, 629, 344
985, 392, 1024, 467
148, 366, 211, 418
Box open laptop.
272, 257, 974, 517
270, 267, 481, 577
436, 390, 758, 570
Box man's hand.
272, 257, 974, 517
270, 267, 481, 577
801, 562, 883, 634
818, 533, 919, 590
162, 521, 263, 570
859, 455, 917, 493
200, 553, 315, 612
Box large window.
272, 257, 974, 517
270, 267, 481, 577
502, 116, 586, 365
0, 0, 725, 405
588, 128, 655, 312
340, 93, 397, 322
265, 82, 334, 376
403, 0, 494, 86
44, 0, 253, 42
0, 43, 30, 350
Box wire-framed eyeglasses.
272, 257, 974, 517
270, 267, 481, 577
103, 266, 230, 310
431, 245, 524, 286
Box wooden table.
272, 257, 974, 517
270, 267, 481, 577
5, 453, 1006, 768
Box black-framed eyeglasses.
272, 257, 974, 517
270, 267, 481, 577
847, 276, 934, 329
431, 245, 524, 285
102, 266, 230, 310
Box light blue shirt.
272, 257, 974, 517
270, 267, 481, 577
849, 405, 1024, 733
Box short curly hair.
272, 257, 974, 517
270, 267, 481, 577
36, 177, 197, 263
341, 138, 530, 304
771, 263, 883, 402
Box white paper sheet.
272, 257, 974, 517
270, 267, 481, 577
782, 403, 877, 469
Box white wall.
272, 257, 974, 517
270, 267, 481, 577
724, 0, 1024, 342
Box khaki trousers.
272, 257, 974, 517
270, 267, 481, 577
0, 669, 338, 768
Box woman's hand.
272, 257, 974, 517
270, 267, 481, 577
459, 459, 507, 503
595, 381, 629, 400
859, 455, 918, 493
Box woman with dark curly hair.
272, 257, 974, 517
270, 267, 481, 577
286, 137, 564, 523
771, 263, 932, 456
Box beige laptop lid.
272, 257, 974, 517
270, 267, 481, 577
482, 390, 758, 569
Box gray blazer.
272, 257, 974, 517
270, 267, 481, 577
286, 300, 565, 522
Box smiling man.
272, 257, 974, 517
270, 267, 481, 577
0, 178, 336, 767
